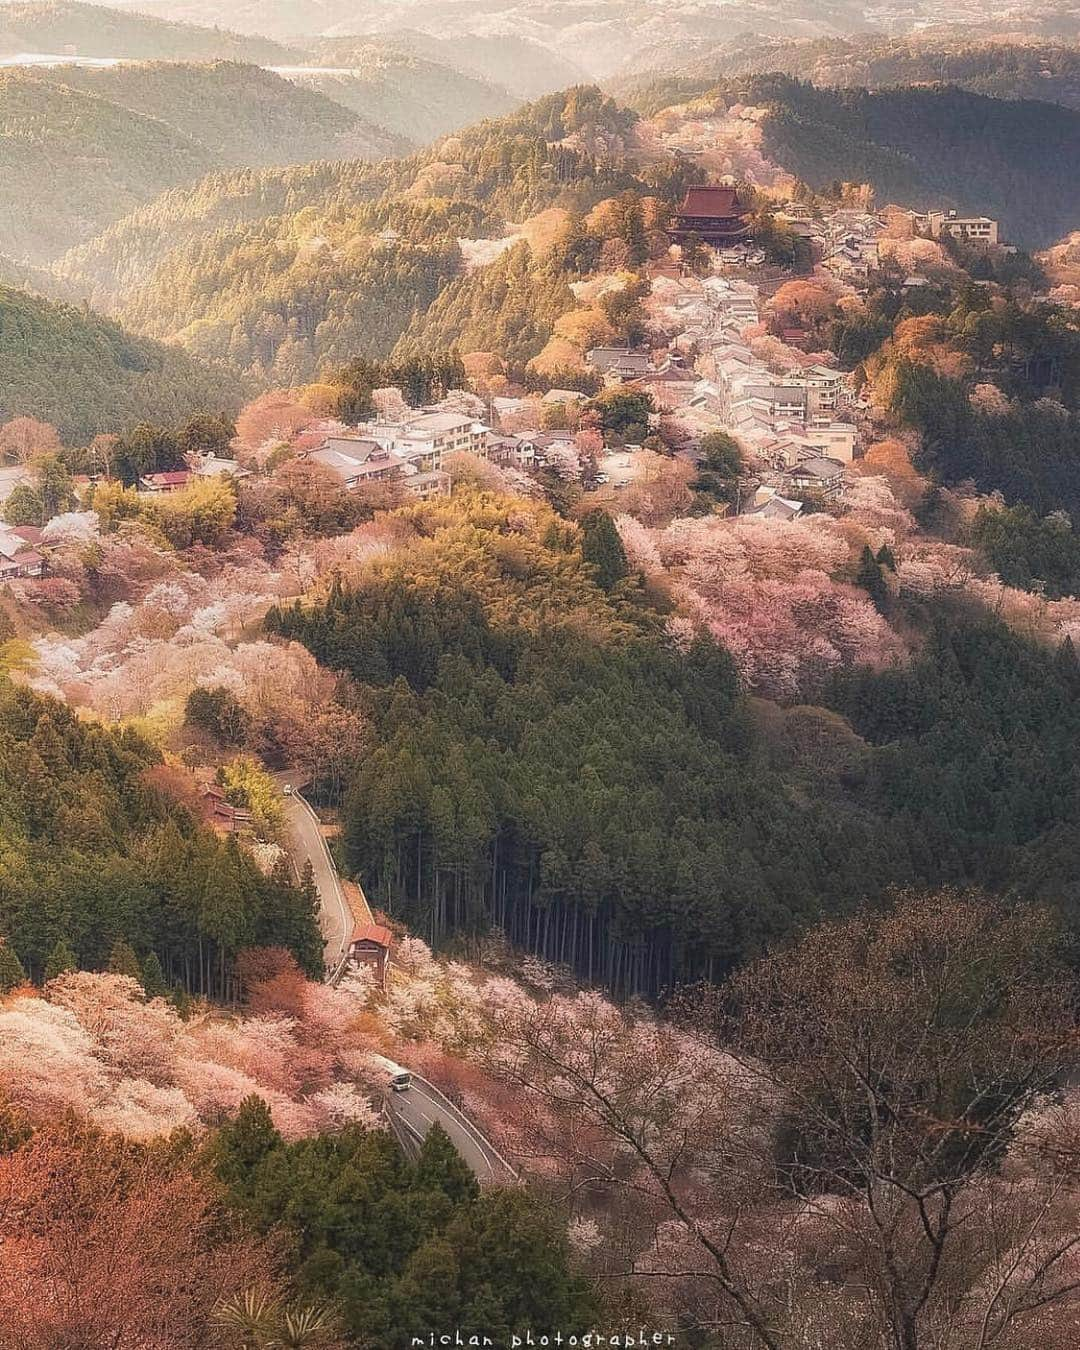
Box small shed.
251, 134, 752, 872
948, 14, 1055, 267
349, 922, 393, 986
201, 783, 254, 834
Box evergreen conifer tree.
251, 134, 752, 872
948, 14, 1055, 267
142, 951, 168, 998
857, 544, 889, 613
108, 938, 144, 986
44, 938, 77, 982
580, 510, 628, 591
414, 1123, 479, 1207
0, 941, 26, 994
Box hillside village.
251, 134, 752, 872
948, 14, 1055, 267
9, 26, 1080, 1345
0, 179, 1015, 578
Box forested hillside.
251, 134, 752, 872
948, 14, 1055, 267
0, 69, 215, 262
626, 74, 1080, 248
0, 676, 320, 992
52, 60, 406, 165
762, 81, 1080, 248
57, 88, 675, 381
0, 285, 241, 441
265, 486, 1080, 995
0, 0, 293, 60
326, 28, 588, 99
0, 61, 412, 263
286, 47, 516, 147
618, 34, 1080, 112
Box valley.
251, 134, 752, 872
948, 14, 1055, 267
4, 6, 1080, 1347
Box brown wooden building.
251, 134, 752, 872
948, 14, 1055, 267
670, 185, 750, 246
348, 922, 393, 986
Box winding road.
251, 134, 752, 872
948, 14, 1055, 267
277, 773, 357, 973
385, 1077, 519, 1185
276, 777, 518, 1186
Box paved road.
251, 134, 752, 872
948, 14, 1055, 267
385, 1076, 518, 1186
274, 776, 517, 1185
277, 775, 354, 972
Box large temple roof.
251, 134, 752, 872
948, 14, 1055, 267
680, 185, 744, 217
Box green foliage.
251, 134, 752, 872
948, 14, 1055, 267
0, 940, 26, 993
414, 1123, 479, 1207
176, 411, 236, 457
396, 244, 576, 374
0, 287, 240, 445
0, 679, 320, 990
579, 510, 629, 591
270, 485, 1080, 991
830, 618, 1080, 916
207, 1095, 280, 1190
599, 276, 651, 346
209, 1106, 597, 1349
590, 386, 655, 441
216, 755, 284, 838
330, 352, 466, 425
694, 431, 745, 505
752, 76, 1080, 248
888, 359, 1080, 518
107, 937, 144, 985
144, 477, 237, 549
141, 950, 167, 998
3, 454, 75, 527
0, 68, 215, 263
967, 503, 1080, 599
44, 938, 77, 982
268, 490, 904, 992
856, 545, 889, 613
185, 686, 251, 748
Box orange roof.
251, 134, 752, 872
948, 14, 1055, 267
351, 922, 393, 948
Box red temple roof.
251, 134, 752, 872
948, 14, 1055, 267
679, 186, 744, 217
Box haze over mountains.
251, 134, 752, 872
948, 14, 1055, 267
2, 0, 1080, 395
48, 0, 1080, 76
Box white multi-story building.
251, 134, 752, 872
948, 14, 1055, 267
908, 209, 998, 246
304, 409, 491, 500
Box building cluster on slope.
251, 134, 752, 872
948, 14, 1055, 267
645, 266, 860, 515
300, 408, 492, 500
298, 404, 547, 500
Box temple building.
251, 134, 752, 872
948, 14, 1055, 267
671, 185, 751, 246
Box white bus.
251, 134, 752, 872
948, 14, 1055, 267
369, 1054, 413, 1092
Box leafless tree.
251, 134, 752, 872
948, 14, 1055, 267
488, 891, 1080, 1349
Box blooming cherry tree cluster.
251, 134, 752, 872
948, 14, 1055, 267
0, 971, 382, 1141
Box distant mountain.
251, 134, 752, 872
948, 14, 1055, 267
0, 69, 215, 263
52, 60, 406, 165
0, 0, 293, 62
36, 0, 877, 77
55, 88, 650, 381
286, 42, 516, 146
0, 62, 404, 263
342, 29, 588, 99
0, 283, 241, 441
615, 36, 1080, 112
